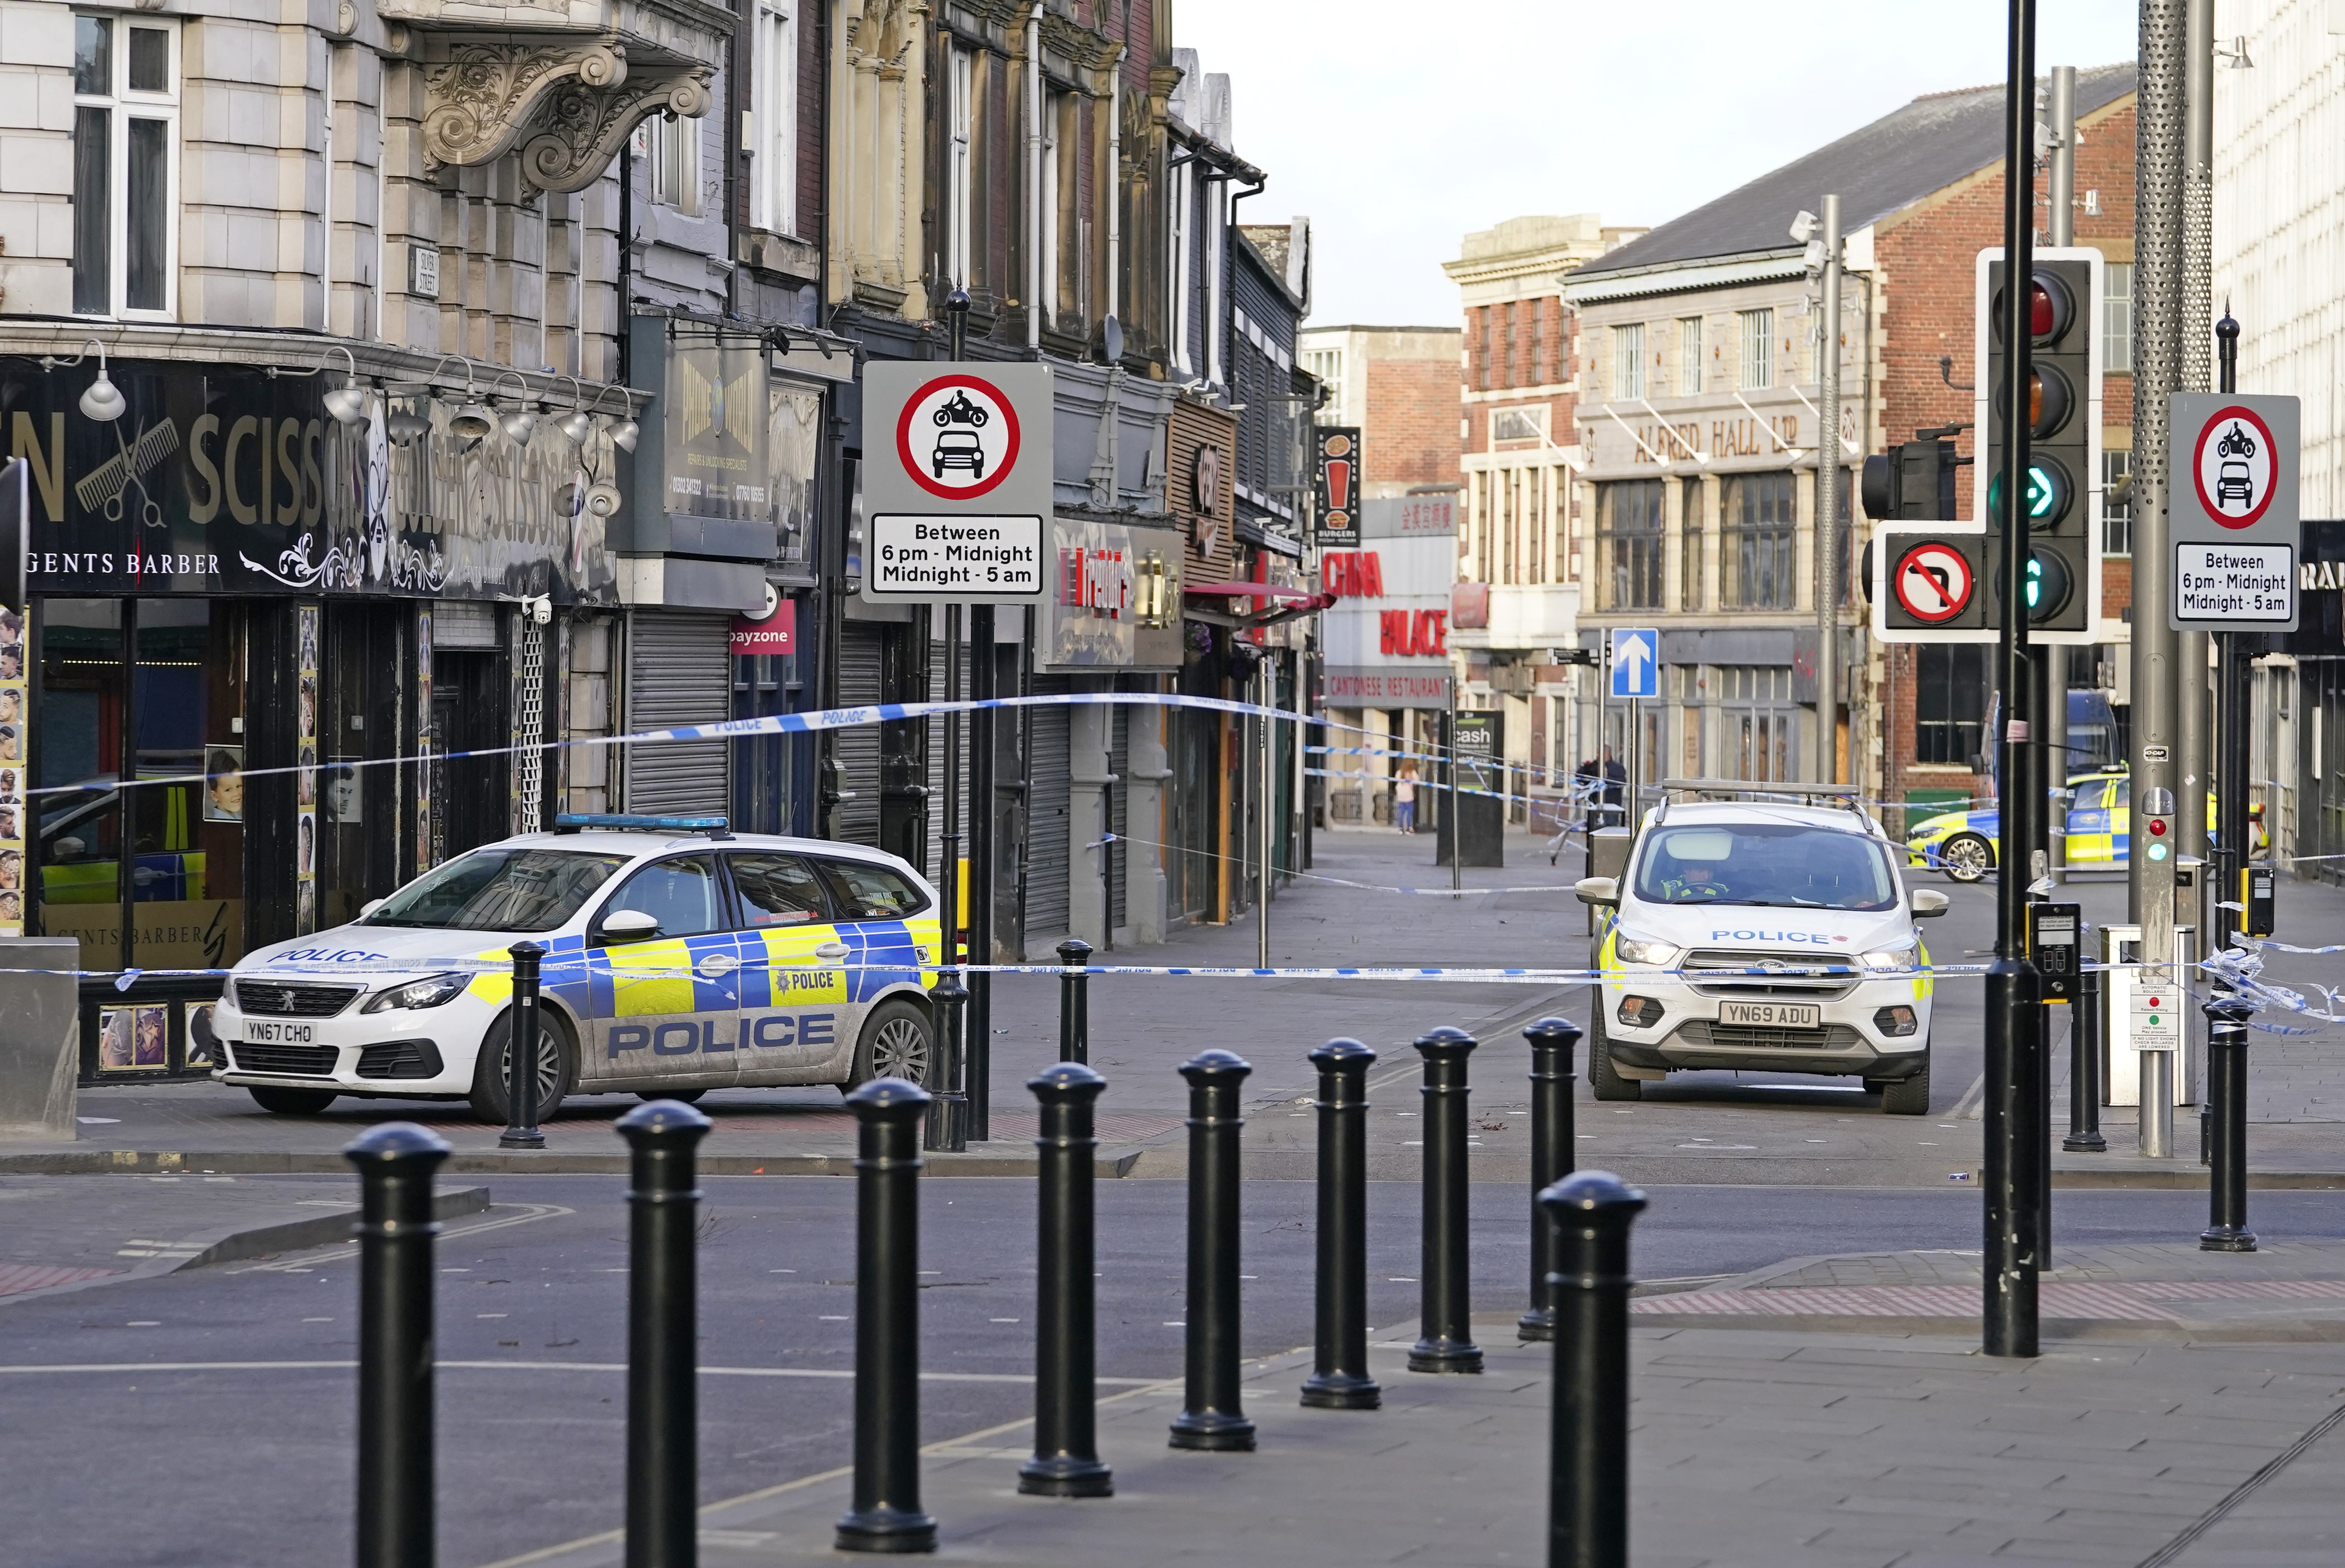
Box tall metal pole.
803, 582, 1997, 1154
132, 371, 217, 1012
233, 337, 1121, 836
1984, 0, 2045, 1360
1257, 659, 1273, 969
2213, 311, 2245, 966
927, 600, 969, 1153
2044, 68, 2077, 886
2176, 0, 2216, 980
1816, 193, 1842, 785
1448, 694, 1463, 889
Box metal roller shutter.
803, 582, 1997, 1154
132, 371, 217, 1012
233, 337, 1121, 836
1026, 674, 1072, 946
624, 612, 732, 817
834, 621, 884, 846
924, 629, 968, 884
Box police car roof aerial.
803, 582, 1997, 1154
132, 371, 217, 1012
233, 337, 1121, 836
551, 813, 734, 840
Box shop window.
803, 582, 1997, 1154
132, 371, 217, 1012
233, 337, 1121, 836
72, 13, 180, 319
1596, 479, 1664, 610
37, 599, 247, 974
1722, 471, 1795, 609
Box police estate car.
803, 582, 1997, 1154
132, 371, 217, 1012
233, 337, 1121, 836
213, 816, 942, 1121
1576, 781, 1948, 1115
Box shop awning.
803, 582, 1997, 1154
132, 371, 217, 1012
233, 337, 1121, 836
1183, 581, 1327, 602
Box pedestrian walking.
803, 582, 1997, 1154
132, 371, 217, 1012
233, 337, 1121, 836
1602, 749, 1626, 829
1394, 763, 1419, 835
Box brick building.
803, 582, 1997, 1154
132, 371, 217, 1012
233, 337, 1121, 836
1560, 66, 2138, 827
1297, 325, 1464, 499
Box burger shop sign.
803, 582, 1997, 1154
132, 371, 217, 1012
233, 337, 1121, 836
3, 359, 621, 600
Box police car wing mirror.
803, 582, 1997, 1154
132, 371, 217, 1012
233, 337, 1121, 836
1910, 889, 1951, 918
600, 908, 660, 942
359, 898, 386, 919
1574, 877, 1618, 908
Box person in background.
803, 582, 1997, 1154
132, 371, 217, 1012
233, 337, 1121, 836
1394, 761, 1419, 835
1602, 747, 1627, 828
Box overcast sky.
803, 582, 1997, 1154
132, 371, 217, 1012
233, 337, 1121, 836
1175, 1, 2142, 327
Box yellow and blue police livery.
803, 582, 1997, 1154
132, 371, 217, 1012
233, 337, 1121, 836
213, 815, 943, 1123
1904, 775, 2246, 883
1578, 784, 1949, 1115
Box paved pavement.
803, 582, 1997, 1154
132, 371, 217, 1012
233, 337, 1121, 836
487, 1319, 2345, 1568
17, 827, 2345, 1190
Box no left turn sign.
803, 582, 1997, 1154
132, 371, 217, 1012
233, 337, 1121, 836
1894, 541, 1974, 624
2190, 405, 2278, 529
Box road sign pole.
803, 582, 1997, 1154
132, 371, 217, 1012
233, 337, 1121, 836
2045, 67, 2077, 887
1984, 0, 2045, 1361
1816, 191, 1842, 787
969, 600, 994, 1142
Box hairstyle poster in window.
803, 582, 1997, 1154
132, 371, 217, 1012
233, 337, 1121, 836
203, 744, 244, 823
184, 1001, 217, 1068
0, 609, 24, 937
325, 760, 361, 825
296, 604, 320, 932
133, 1004, 168, 1068
97, 1007, 137, 1071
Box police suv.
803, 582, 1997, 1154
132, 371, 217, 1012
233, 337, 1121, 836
214, 816, 942, 1121
1576, 781, 1947, 1114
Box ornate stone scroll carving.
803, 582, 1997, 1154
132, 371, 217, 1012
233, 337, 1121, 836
420, 38, 630, 173
517, 66, 713, 195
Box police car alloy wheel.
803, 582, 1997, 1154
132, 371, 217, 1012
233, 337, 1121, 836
1939, 833, 1992, 884
469, 1012, 575, 1124
854, 997, 934, 1088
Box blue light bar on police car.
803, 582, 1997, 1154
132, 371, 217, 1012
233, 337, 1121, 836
552, 813, 732, 839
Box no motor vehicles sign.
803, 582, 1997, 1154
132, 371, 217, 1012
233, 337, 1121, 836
864, 362, 1053, 606
2169, 391, 2300, 632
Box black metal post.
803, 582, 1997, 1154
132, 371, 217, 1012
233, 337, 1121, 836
617, 1100, 712, 1568
1301, 1038, 1379, 1410
926, 603, 968, 1154
1409, 1026, 1482, 1373
1170, 1049, 1254, 1451
499, 941, 547, 1149
2063, 965, 2106, 1152
969, 601, 995, 1141
1985, 0, 2044, 1361
348, 1122, 451, 1568
1542, 1170, 1646, 1568
837, 1077, 938, 1554
1056, 937, 1092, 1064
1519, 1018, 1582, 1341
1020, 1061, 1112, 1496
2201, 994, 2256, 1252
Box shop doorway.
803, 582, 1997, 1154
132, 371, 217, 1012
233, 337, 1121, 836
319, 603, 408, 928
431, 648, 508, 862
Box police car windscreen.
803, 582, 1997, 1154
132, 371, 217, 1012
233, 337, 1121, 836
1633, 823, 1898, 912
365, 849, 630, 932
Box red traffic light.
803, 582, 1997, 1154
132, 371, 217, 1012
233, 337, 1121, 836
1991, 269, 2077, 346
2149, 818, 2167, 837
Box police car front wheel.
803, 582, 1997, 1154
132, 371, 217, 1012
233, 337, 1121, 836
1939, 834, 1992, 884
850, 998, 934, 1090
468, 1009, 577, 1124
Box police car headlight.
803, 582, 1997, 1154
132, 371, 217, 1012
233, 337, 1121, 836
1860, 943, 1920, 974
1613, 932, 1682, 968
362, 974, 471, 1013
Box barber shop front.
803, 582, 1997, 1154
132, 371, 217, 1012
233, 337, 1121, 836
3, 355, 622, 1082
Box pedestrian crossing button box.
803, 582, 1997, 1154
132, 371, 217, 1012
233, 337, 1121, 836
2027, 902, 2081, 1002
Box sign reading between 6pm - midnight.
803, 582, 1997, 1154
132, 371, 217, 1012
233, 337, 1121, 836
2169, 391, 2301, 632
861, 362, 1053, 606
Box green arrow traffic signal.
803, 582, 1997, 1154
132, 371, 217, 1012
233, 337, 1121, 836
1986, 458, 2073, 528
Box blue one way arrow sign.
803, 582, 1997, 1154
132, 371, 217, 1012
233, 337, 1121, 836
1610, 628, 1660, 699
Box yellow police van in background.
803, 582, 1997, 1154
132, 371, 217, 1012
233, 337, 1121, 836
1578, 781, 1948, 1115
213, 817, 941, 1121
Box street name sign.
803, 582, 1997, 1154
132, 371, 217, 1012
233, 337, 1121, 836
1610, 628, 1660, 699
2169, 391, 2300, 632
862, 362, 1053, 606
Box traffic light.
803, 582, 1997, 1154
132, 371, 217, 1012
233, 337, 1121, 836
1860, 436, 1961, 522
1977, 248, 2101, 635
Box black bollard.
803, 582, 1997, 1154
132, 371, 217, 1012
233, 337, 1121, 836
1518, 1018, 1582, 1342
2063, 965, 2106, 1152
1409, 1026, 1482, 1374
1170, 1049, 1255, 1451
616, 1099, 712, 1568
1301, 1038, 1379, 1410
924, 969, 969, 1153
837, 1077, 938, 1553
1056, 937, 1092, 1064
1020, 1061, 1113, 1496
1542, 1170, 1647, 1568
347, 1122, 452, 1568
2201, 994, 2257, 1252
499, 941, 547, 1149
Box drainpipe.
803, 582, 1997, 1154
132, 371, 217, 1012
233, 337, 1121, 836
1107, 46, 1123, 343
1027, 6, 1043, 351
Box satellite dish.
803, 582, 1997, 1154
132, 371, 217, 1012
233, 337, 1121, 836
1101, 315, 1125, 365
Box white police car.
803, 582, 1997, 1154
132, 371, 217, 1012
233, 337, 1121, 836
214, 816, 942, 1122
1576, 781, 1949, 1114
